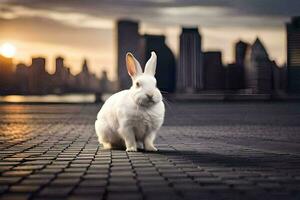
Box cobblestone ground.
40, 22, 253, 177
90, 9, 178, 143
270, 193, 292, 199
0, 102, 300, 200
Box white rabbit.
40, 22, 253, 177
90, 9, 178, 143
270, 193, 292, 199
95, 51, 165, 152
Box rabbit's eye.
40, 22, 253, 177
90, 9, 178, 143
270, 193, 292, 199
136, 82, 140, 87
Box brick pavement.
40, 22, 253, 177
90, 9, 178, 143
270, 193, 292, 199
0, 102, 300, 200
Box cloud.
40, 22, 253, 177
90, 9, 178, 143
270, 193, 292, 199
1, 0, 299, 29
0, 4, 114, 29
155, 6, 287, 28
0, 16, 113, 50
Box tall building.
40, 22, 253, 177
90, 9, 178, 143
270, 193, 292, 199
100, 71, 110, 92
75, 59, 101, 92
286, 16, 300, 93
235, 40, 249, 66
272, 63, 287, 92
52, 56, 69, 92
142, 34, 176, 93
82, 59, 89, 73
203, 51, 225, 90
55, 56, 68, 81
116, 20, 144, 90
0, 55, 14, 94
177, 27, 204, 93
15, 63, 30, 94
76, 59, 90, 91
225, 40, 248, 90
28, 57, 49, 94
225, 63, 245, 90
244, 38, 273, 94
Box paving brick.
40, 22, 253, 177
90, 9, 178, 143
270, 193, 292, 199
72, 186, 105, 195
38, 186, 74, 197
13, 165, 44, 170
0, 193, 31, 200
20, 178, 51, 185
67, 194, 103, 200
0, 177, 22, 185
106, 193, 142, 200
50, 178, 81, 186
9, 185, 40, 193
107, 185, 139, 193
79, 180, 107, 187
2, 170, 32, 177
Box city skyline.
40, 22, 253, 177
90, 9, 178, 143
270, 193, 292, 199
0, 16, 297, 97
116, 19, 288, 96
0, 54, 113, 95
1, 0, 299, 80
0, 19, 288, 79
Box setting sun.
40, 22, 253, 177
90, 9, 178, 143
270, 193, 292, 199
0, 43, 16, 58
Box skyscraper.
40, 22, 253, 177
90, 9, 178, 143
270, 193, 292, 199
177, 28, 204, 93
142, 34, 176, 93
225, 40, 248, 90
55, 57, 67, 79
82, 59, 89, 74
203, 51, 225, 90
74, 59, 100, 92
116, 20, 144, 90
76, 59, 90, 91
29, 57, 48, 94
53, 56, 69, 92
286, 16, 300, 93
235, 40, 249, 66
244, 38, 273, 94
272, 62, 287, 92
15, 63, 29, 94
225, 63, 244, 90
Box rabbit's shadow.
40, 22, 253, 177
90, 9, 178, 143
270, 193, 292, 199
142, 149, 268, 168
100, 147, 267, 168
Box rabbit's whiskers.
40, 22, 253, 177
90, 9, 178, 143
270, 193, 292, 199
162, 96, 174, 114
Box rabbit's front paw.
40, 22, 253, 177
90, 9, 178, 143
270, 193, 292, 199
145, 144, 157, 152
126, 146, 137, 152
102, 142, 112, 150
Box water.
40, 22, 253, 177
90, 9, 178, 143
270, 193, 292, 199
0, 94, 96, 103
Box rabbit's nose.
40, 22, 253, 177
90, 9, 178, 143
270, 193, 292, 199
146, 94, 153, 100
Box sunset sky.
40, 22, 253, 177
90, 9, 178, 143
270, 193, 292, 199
0, 0, 299, 80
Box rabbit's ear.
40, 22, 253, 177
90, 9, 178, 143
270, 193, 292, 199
126, 52, 142, 78
144, 51, 157, 76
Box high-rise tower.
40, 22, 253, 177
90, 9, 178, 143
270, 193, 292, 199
287, 16, 300, 93
116, 20, 144, 90
244, 38, 273, 94
177, 28, 204, 93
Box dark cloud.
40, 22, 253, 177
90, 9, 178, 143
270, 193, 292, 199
1, 0, 296, 29
4, 0, 300, 18
231, 0, 300, 17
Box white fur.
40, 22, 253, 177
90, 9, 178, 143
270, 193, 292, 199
95, 51, 165, 151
